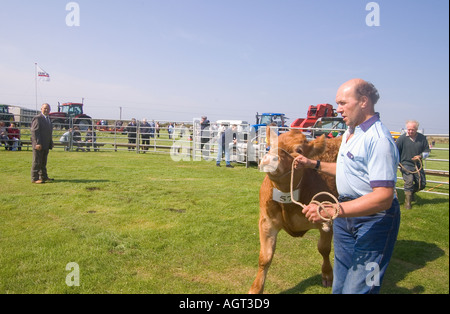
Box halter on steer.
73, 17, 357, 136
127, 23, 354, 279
269, 147, 341, 232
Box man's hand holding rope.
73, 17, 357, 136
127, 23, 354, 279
293, 154, 316, 169
293, 154, 340, 226
302, 202, 340, 224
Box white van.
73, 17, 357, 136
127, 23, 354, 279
215, 120, 249, 134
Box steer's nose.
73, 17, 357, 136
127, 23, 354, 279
259, 153, 279, 173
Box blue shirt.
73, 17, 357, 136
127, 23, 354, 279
336, 113, 399, 199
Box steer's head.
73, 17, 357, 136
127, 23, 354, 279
260, 127, 326, 180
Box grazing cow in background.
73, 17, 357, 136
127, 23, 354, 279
249, 127, 342, 294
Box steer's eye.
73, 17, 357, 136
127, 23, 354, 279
295, 146, 303, 154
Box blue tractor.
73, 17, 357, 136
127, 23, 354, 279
245, 113, 288, 163
251, 112, 287, 133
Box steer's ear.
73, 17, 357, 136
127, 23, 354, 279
307, 134, 326, 158
265, 125, 271, 144
265, 125, 278, 147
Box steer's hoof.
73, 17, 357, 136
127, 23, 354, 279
322, 278, 333, 288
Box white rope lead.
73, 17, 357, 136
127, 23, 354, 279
289, 161, 340, 232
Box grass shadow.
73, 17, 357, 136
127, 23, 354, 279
396, 189, 449, 206
382, 240, 445, 293
280, 274, 327, 294
54, 179, 111, 184
280, 240, 444, 294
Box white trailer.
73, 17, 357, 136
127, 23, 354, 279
8, 105, 40, 127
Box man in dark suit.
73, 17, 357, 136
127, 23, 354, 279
31, 103, 54, 184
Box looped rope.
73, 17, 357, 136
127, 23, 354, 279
399, 158, 423, 174
310, 192, 340, 222
399, 158, 423, 192
289, 160, 340, 232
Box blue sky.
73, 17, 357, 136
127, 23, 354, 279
1, 0, 448, 133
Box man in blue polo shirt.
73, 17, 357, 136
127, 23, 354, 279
294, 79, 400, 294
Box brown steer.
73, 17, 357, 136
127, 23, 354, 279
249, 127, 341, 294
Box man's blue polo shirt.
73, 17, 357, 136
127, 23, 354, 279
336, 113, 399, 199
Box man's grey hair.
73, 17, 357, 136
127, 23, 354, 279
406, 120, 420, 129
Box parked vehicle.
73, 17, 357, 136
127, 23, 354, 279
0, 104, 14, 126
8, 105, 40, 127
308, 117, 347, 139
290, 103, 337, 129
252, 112, 288, 133
49, 102, 92, 130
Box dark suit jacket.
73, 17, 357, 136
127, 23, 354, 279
31, 114, 54, 150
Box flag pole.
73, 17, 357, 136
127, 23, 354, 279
35, 63, 38, 111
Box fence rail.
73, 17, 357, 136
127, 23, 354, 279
2, 116, 448, 196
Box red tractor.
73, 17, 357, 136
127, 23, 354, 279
49, 102, 92, 131
290, 103, 337, 129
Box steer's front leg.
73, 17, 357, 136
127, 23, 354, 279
249, 214, 280, 294
318, 227, 333, 287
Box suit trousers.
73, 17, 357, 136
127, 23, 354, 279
31, 148, 50, 181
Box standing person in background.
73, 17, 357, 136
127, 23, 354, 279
200, 116, 210, 148
216, 123, 235, 168
155, 121, 160, 138
140, 118, 151, 152
168, 123, 174, 139
126, 118, 137, 150
31, 103, 54, 184
149, 120, 156, 139
396, 120, 430, 209
200, 116, 211, 159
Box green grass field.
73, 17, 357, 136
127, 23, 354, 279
0, 148, 448, 294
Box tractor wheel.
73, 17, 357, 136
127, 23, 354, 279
76, 119, 91, 131
52, 119, 66, 130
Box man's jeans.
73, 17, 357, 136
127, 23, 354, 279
216, 143, 231, 165
332, 198, 400, 294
